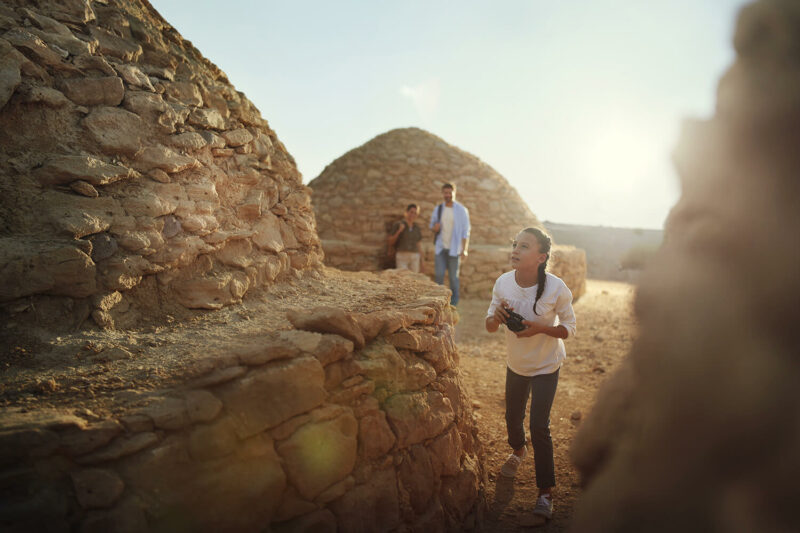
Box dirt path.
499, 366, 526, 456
456, 279, 637, 531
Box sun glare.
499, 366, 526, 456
583, 119, 665, 192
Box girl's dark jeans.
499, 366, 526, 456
505, 366, 560, 489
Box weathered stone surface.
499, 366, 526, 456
0, 44, 22, 109
74, 54, 116, 76
273, 509, 337, 533
59, 76, 124, 106
330, 467, 401, 532
90, 26, 142, 61
83, 107, 144, 156
80, 497, 149, 533
216, 357, 326, 438
384, 389, 454, 448
120, 434, 286, 530
398, 444, 437, 514
35, 155, 132, 186
163, 80, 203, 106
188, 416, 238, 461
134, 146, 200, 174
123, 91, 178, 133
18, 85, 71, 107
429, 425, 463, 477
112, 62, 154, 91
314, 334, 355, 366
4, 27, 72, 68
188, 107, 225, 129
184, 390, 223, 423
230, 334, 299, 366
142, 397, 190, 430
171, 271, 250, 310
59, 419, 123, 456
70, 180, 99, 197
358, 410, 396, 459
28, 26, 92, 56
355, 339, 436, 401
277, 413, 358, 500
76, 432, 159, 464
168, 132, 207, 151
71, 468, 125, 509
252, 212, 285, 252
440, 453, 482, 522
222, 128, 254, 147
188, 365, 247, 388
287, 306, 365, 350
0, 241, 96, 301
87, 233, 118, 262
0, 428, 59, 464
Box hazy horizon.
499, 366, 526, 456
154, 0, 749, 231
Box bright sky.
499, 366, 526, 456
154, 0, 748, 230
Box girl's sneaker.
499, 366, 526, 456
500, 448, 526, 478
533, 493, 553, 520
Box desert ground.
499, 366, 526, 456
456, 279, 636, 531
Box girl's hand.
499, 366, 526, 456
514, 320, 544, 338
493, 301, 511, 324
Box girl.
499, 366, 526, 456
485, 227, 577, 523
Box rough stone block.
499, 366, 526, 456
330, 467, 401, 533
383, 390, 454, 448
287, 306, 365, 350
59, 419, 123, 456
184, 390, 223, 423
216, 357, 326, 438
71, 468, 125, 509
59, 76, 124, 106
83, 106, 144, 156
188, 416, 238, 461
358, 410, 396, 459
277, 412, 358, 500
35, 155, 131, 186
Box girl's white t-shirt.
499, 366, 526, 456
486, 271, 577, 376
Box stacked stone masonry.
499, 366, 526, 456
0, 0, 322, 331
0, 294, 485, 532
309, 127, 587, 300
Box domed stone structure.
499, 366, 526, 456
0, 1, 484, 531
309, 127, 586, 300
0, 0, 322, 331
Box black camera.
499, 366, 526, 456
504, 309, 527, 332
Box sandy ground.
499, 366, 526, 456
455, 279, 636, 531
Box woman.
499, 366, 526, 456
485, 227, 576, 523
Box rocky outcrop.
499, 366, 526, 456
0, 281, 485, 532
571, 1, 800, 531
309, 128, 587, 300
0, 0, 321, 331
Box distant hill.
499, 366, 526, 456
544, 221, 663, 282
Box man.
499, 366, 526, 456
430, 182, 470, 305
387, 204, 424, 273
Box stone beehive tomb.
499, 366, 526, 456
570, 0, 800, 531
0, 1, 485, 531
309, 128, 587, 300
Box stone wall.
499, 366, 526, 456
570, 1, 800, 530
0, 287, 485, 532
0, 0, 322, 331
309, 128, 587, 300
